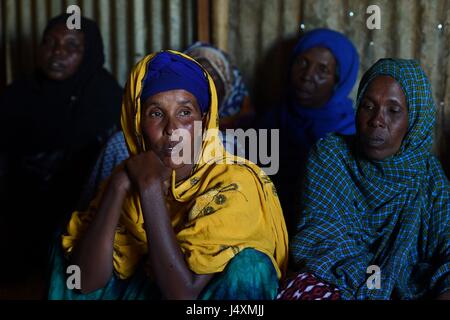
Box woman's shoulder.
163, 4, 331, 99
427, 156, 450, 196
213, 158, 260, 180
254, 104, 284, 129
204, 159, 269, 194
107, 130, 126, 146
81, 69, 123, 119
311, 133, 355, 164
87, 68, 123, 94
104, 131, 129, 159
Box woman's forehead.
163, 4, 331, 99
45, 22, 83, 38
366, 76, 405, 99
142, 89, 200, 108
298, 46, 335, 61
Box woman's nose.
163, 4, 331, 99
51, 42, 64, 57
163, 118, 177, 136
369, 108, 386, 128
301, 64, 315, 80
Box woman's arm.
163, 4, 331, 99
126, 152, 214, 300
70, 169, 130, 294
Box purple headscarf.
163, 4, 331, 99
140, 51, 210, 113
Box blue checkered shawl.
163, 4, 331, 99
291, 59, 450, 299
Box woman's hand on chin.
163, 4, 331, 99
125, 150, 171, 192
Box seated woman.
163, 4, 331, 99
284, 58, 450, 300
78, 42, 254, 210
48, 51, 288, 300
0, 14, 122, 284
257, 29, 359, 233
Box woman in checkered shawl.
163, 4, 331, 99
289, 58, 450, 300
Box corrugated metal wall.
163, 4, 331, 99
1, 0, 450, 170
222, 0, 449, 111
212, 0, 450, 169
1, 0, 195, 86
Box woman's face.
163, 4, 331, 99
357, 76, 409, 160
291, 46, 337, 108
141, 89, 204, 170
37, 22, 85, 81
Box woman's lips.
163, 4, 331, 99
47, 60, 66, 72
295, 88, 313, 98
162, 142, 180, 157
365, 136, 386, 147
162, 146, 175, 157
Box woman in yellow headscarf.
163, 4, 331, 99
48, 50, 288, 300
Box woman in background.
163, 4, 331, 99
0, 14, 122, 286
257, 29, 359, 233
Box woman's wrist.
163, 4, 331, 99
110, 170, 131, 194
137, 177, 163, 195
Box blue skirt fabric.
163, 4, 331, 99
48, 243, 279, 300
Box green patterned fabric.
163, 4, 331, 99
198, 248, 278, 300
291, 59, 450, 299
48, 244, 278, 300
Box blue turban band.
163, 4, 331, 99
140, 51, 210, 114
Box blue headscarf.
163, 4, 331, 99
282, 28, 359, 150
140, 51, 210, 113
268, 29, 359, 233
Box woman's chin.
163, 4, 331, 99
162, 156, 186, 170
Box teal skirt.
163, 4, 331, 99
48, 242, 279, 300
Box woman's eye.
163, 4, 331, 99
296, 58, 307, 68
180, 110, 191, 117
390, 107, 401, 114
149, 111, 163, 118
66, 41, 80, 51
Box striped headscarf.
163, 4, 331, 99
291, 59, 450, 299
184, 42, 249, 119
